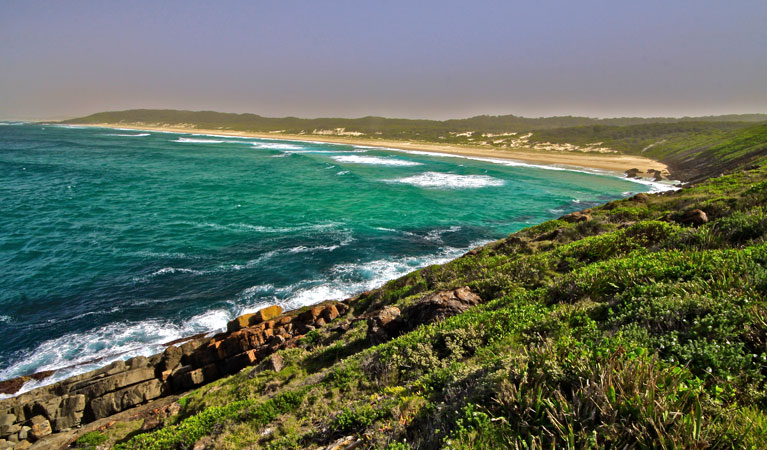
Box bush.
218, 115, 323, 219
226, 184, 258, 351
114, 390, 305, 450
74, 431, 108, 450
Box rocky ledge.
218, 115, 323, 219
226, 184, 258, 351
0, 301, 349, 449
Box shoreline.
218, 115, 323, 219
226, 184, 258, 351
68, 122, 671, 177
0, 122, 679, 397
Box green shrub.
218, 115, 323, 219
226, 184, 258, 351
331, 403, 390, 433
74, 431, 108, 450
114, 390, 305, 450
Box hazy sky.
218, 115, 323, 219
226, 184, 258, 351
2, 0, 766, 120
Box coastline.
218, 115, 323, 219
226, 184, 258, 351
0, 122, 678, 396
70, 123, 670, 176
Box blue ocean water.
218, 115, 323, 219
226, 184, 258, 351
0, 123, 658, 392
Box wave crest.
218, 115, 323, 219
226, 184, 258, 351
331, 155, 422, 166
387, 172, 504, 189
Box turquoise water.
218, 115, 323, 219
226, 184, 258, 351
0, 123, 656, 391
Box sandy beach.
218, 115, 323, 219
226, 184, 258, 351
76, 123, 670, 176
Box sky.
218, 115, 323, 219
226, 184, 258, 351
1, 0, 766, 120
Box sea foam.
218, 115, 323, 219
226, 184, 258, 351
0, 308, 231, 398
251, 142, 304, 150
331, 155, 422, 166
387, 172, 505, 189
173, 137, 226, 144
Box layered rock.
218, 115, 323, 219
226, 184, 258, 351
0, 302, 349, 448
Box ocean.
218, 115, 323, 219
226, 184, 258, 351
0, 123, 663, 394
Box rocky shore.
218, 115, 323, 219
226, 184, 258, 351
0, 280, 487, 450
0, 301, 350, 449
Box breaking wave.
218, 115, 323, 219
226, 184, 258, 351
387, 172, 505, 189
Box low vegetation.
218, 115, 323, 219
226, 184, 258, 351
97, 130, 767, 449
64, 109, 767, 183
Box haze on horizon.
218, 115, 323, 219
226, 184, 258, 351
1, 0, 766, 121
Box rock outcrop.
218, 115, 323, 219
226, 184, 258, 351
676, 208, 709, 226
0, 302, 349, 448
561, 211, 591, 223
365, 287, 482, 343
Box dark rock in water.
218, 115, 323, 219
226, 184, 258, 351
0, 371, 55, 396
650, 169, 664, 181
625, 168, 641, 178
677, 209, 709, 226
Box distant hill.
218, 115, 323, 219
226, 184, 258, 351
63, 109, 767, 136
64, 109, 767, 182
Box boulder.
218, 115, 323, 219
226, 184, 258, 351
172, 364, 218, 391
17, 427, 30, 441
29, 397, 61, 421
15, 441, 31, 450
366, 306, 402, 344
0, 422, 19, 438
101, 360, 128, 377
297, 306, 324, 324
0, 414, 15, 429
677, 209, 709, 226
179, 338, 207, 361
625, 168, 641, 178
261, 354, 284, 373
89, 379, 164, 420
44, 394, 85, 432
226, 305, 284, 332
335, 303, 350, 315
158, 346, 183, 373
630, 193, 650, 203
28, 416, 51, 441
561, 211, 591, 223
128, 356, 150, 370
223, 351, 259, 375
320, 305, 339, 323
73, 367, 156, 398
403, 287, 481, 329
52, 412, 82, 432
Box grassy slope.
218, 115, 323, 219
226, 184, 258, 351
529, 123, 767, 182
78, 129, 767, 450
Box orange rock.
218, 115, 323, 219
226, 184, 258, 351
298, 306, 323, 323
321, 305, 339, 322
226, 305, 284, 332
